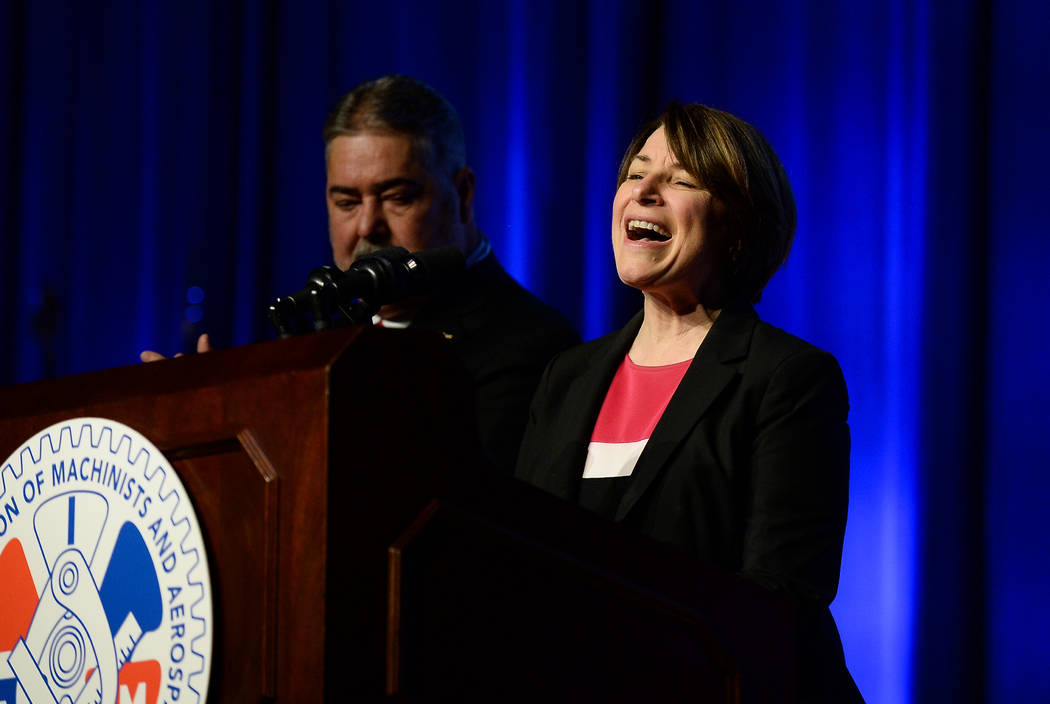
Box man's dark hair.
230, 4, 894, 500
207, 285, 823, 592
618, 102, 797, 307
323, 74, 466, 179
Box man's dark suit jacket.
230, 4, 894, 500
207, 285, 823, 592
412, 251, 580, 473
515, 306, 861, 702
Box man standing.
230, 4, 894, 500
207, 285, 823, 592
145, 74, 578, 471
320, 75, 579, 471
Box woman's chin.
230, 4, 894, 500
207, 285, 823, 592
615, 267, 659, 292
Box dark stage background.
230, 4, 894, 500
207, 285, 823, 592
2, 1, 1048, 701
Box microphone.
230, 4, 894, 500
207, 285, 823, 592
268, 246, 465, 336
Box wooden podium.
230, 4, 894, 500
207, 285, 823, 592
0, 328, 793, 702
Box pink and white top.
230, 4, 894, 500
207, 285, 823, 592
583, 354, 692, 479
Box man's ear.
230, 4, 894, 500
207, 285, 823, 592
453, 166, 476, 224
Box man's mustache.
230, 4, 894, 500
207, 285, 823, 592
349, 239, 389, 264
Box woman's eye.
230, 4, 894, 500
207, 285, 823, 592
626, 173, 644, 180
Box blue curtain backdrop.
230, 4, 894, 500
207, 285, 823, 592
2, 1, 1048, 701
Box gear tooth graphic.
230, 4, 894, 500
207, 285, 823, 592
115, 432, 148, 468
149, 460, 210, 697
143, 461, 165, 493
113, 432, 133, 462
20, 445, 37, 474
40, 429, 59, 457
73, 420, 95, 451
186, 572, 209, 697
94, 424, 113, 454
0, 460, 21, 503
136, 439, 211, 699
147, 462, 187, 526
76, 420, 93, 449
56, 424, 74, 452
58, 424, 74, 451
127, 442, 150, 470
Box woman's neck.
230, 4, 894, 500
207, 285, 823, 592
629, 294, 721, 366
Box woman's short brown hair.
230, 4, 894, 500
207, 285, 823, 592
617, 102, 796, 306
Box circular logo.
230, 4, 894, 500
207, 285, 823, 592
0, 418, 212, 704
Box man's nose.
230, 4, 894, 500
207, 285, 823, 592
355, 198, 387, 238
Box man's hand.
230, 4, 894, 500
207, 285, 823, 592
140, 333, 212, 362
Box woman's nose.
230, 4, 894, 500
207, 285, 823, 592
632, 174, 662, 205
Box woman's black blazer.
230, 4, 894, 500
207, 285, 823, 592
515, 306, 861, 701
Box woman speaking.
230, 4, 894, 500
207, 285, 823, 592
515, 103, 861, 701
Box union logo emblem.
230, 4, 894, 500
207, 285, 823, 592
0, 419, 212, 704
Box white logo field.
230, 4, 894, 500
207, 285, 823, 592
0, 418, 212, 704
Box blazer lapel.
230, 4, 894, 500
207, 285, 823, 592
615, 307, 757, 521
532, 313, 642, 500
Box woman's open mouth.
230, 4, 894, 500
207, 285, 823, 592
626, 219, 671, 242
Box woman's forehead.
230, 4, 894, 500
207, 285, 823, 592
634, 133, 686, 170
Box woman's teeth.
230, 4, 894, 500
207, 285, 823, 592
627, 219, 670, 241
